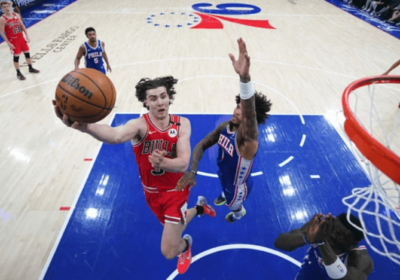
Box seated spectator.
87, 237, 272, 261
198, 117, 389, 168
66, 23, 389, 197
375, 0, 400, 20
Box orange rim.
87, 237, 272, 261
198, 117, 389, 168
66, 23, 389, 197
342, 75, 400, 185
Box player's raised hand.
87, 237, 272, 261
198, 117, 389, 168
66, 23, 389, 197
229, 37, 250, 81
149, 149, 167, 168
305, 213, 324, 243
176, 171, 196, 191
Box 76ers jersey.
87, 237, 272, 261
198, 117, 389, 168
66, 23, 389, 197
295, 245, 367, 280
217, 124, 254, 190
83, 40, 106, 74
2, 13, 22, 39
133, 114, 182, 192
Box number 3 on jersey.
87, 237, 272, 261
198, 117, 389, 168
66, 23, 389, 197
151, 168, 165, 176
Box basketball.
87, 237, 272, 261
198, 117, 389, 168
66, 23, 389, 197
55, 68, 116, 123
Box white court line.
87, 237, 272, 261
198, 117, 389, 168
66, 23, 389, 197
1, 57, 359, 100
166, 244, 301, 280
279, 156, 294, 167
310, 175, 320, 179
0, 79, 58, 99
178, 75, 305, 125
198, 171, 263, 178
61, 10, 351, 17
38, 134, 107, 280
299, 134, 306, 147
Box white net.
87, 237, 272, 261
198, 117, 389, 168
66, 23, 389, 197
341, 76, 400, 265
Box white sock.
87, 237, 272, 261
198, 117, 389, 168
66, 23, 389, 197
232, 206, 245, 219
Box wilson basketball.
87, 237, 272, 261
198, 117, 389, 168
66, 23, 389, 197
55, 68, 116, 123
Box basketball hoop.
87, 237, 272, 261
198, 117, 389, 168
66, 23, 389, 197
341, 75, 400, 265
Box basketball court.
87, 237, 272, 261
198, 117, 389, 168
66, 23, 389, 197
0, 0, 399, 279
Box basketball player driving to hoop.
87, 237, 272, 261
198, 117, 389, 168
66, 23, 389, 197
176, 38, 272, 223
52, 76, 216, 275
274, 213, 374, 279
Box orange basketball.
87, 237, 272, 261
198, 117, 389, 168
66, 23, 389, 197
55, 68, 116, 123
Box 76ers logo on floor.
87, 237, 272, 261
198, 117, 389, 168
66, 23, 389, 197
147, 3, 275, 29
191, 3, 275, 29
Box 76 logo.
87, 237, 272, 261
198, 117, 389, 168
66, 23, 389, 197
191, 2, 275, 29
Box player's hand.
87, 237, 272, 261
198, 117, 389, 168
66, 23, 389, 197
229, 37, 250, 81
305, 213, 324, 243
7, 42, 15, 50
382, 71, 389, 75
149, 149, 167, 169
52, 100, 84, 129
306, 213, 335, 244
26, 36, 30, 43
176, 171, 197, 191
107, 65, 112, 73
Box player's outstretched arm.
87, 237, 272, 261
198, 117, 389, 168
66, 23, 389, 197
176, 121, 228, 190
383, 58, 400, 75
229, 38, 258, 160
52, 100, 143, 144
75, 45, 85, 70
149, 117, 191, 173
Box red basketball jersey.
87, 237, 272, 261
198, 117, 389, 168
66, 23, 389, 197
2, 13, 23, 39
133, 114, 183, 192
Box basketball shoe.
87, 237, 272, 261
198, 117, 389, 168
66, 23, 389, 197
177, 234, 192, 274
197, 196, 216, 217
17, 72, 26, 80
225, 207, 246, 223
213, 194, 226, 206
29, 67, 40, 73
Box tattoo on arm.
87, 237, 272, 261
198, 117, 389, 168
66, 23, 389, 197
190, 121, 228, 171
238, 96, 258, 146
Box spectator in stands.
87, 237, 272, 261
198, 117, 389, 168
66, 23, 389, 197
375, 0, 400, 20
363, 0, 391, 16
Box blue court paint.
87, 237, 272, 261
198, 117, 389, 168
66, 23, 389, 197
0, 0, 77, 44
43, 114, 400, 279
326, 0, 400, 40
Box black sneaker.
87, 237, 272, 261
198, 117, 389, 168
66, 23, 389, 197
17, 72, 26, 80
29, 67, 40, 73
213, 194, 226, 206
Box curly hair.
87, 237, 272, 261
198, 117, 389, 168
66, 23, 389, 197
135, 76, 178, 108
337, 213, 364, 243
235, 91, 272, 125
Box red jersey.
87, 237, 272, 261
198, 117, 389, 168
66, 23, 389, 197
2, 13, 23, 39
133, 114, 183, 192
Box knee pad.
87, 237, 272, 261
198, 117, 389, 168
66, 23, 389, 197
24, 52, 30, 59
13, 56, 20, 63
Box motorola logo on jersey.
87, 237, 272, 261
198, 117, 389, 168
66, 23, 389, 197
168, 129, 177, 138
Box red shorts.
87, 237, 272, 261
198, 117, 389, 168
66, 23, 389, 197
9, 36, 29, 55
144, 187, 190, 225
